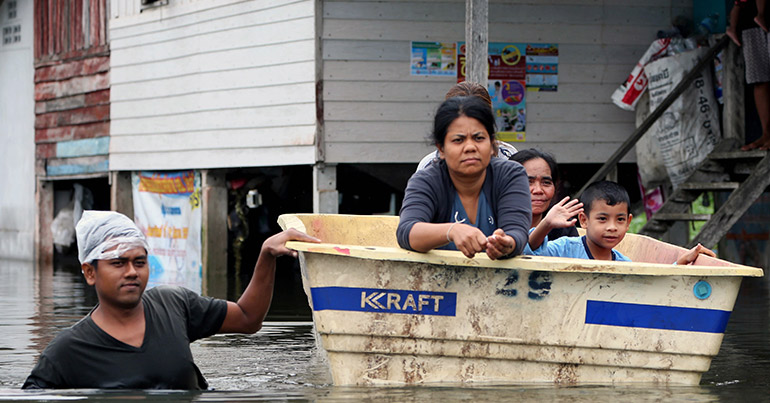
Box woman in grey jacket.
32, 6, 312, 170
397, 96, 531, 260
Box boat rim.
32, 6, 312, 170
279, 214, 764, 278
285, 241, 763, 277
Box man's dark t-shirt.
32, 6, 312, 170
22, 286, 228, 389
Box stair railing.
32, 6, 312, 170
574, 35, 730, 198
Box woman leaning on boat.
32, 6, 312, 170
397, 96, 531, 260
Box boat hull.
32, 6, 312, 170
279, 214, 762, 386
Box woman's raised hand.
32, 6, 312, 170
543, 196, 583, 229
447, 223, 489, 258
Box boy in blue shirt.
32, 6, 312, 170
528, 181, 714, 264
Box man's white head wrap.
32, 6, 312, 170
76, 210, 149, 264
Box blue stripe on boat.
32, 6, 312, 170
585, 300, 731, 333
311, 286, 457, 316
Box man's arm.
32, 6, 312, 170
675, 243, 716, 265
218, 228, 320, 334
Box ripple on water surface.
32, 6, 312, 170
2, 260, 770, 401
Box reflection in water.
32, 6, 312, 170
0, 259, 37, 387
702, 277, 770, 394
1, 259, 770, 401
192, 325, 332, 391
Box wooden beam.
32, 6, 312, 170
110, 171, 134, 220
201, 170, 228, 298
722, 41, 744, 143
653, 213, 711, 221
709, 149, 767, 160
688, 154, 770, 249
313, 163, 338, 214
678, 182, 740, 191
315, 0, 325, 163
575, 35, 730, 197
465, 0, 488, 84
35, 178, 54, 268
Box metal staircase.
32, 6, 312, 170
639, 140, 770, 248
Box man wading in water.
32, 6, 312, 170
23, 210, 319, 389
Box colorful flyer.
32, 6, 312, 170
458, 42, 527, 142
526, 43, 559, 92
488, 78, 526, 142
411, 42, 457, 76
132, 170, 202, 294
457, 42, 527, 82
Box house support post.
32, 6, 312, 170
35, 178, 53, 269
201, 169, 228, 298
722, 41, 745, 145
465, 0, 488, 84
313, 163, 338, 214
110, 171, 134, 219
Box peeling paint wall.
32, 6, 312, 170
0, 0, 35, 259
34, 0, 110, 179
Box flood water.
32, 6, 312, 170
2, 258, 770, 402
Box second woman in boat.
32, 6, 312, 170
397, 96, 531, 259
509, 148, 583, 243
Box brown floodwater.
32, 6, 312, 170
1, 258, 769, 401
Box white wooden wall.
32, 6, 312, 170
322, 0, 692, 164
0, 0, 35, 259
109, 0, 318, 170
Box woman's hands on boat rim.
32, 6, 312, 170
449, 225, 515, 260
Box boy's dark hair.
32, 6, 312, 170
581, 181, 630, 215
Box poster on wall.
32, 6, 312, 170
526, 43, 559, 92
458, 42, 527, 142
132, 170, 202, 294
411, 41, 457, 76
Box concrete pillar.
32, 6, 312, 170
201, 169, 228, 298
313, 163, 338, 214
35, 178, 54, 269
110, 171, 134, 219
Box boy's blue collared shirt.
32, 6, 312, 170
525, 235, 631, 261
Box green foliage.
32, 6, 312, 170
627, 192, 715, 240
689, 192, 715, 242
628, 209, 647, 234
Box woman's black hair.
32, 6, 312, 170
508, 148, 560, 184
432, 96, 496, 147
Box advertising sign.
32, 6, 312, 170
411, 41, 457, 76
458, 42, 527, 142
526, 43, 559, 92
132, 170, 202, 294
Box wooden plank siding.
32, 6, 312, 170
321, 0, 692, 164
34, 0, 110, 178
107, 0, 318, 170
